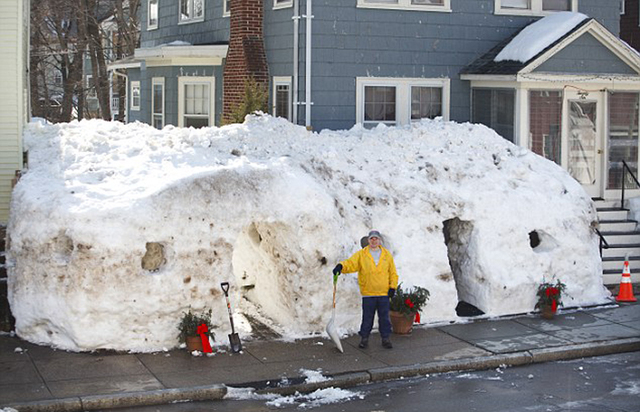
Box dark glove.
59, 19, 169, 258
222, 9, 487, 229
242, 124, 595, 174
332, 264, 343, 277
388, 288, 396, 298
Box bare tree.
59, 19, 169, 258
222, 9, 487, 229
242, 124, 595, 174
30, 0, 139, 123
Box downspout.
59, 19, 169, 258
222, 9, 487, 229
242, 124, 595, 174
292, 0, 299, 125
304, 0, 313, 128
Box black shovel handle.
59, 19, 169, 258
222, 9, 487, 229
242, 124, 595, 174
220, 282, 236, 333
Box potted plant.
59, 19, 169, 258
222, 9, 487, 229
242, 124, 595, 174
389, 284, 430, 334
177, 308, 214, 352
535, 279, 567, 319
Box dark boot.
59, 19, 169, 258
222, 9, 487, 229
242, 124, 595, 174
359, 336, 369, 349
382, 338, 393, 349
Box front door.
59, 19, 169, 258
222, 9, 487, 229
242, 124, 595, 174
563, 90, 605, 198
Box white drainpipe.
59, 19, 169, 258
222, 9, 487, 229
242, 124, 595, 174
292, 0, 299, 125
304, 0, 313, 128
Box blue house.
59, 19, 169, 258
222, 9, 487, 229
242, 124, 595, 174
109, 0, 640, 202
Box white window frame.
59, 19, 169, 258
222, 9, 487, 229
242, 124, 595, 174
179, 0, 204, 24
274, 0, 293, 10
152, 77, 165, 129
148, 0, 159, 30
272, 76, 292, 121
223, 0, 230, 17
178, 76, 215, 128
86, 74, 96, 98
357, 0, 451, 12
356, 77, 450, 128
131, 81, 140, 111
495, 0, 578, 16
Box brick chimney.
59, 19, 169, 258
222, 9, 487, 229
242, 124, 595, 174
223, 0, 269, 122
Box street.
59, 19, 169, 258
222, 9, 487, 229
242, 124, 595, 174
102, 352, 640, 412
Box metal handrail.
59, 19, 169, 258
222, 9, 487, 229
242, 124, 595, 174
621, 159, 640, 208
594, 228, 609, 258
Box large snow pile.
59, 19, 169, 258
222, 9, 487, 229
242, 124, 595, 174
7, 115, 609, 351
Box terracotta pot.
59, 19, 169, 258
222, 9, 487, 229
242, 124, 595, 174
541, 306, 556, 320
186, 335, 203, 351
390, 310, 414, 334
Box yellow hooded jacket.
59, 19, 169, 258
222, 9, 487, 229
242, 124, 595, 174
340, 246, 399, 297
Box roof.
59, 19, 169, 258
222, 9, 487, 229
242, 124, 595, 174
461, 17, 592, 76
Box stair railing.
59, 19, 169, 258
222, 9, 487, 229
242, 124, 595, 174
620, 160, 640, 208
594, 228, 609, 257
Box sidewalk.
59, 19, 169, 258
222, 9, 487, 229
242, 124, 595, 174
1, 300, 639, 412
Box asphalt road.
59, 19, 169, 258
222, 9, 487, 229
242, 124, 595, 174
101, 352, 640, 412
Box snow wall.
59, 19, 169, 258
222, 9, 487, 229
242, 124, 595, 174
7, 115, 610, 351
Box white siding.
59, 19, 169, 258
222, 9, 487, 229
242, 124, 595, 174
0, 0, 28, 224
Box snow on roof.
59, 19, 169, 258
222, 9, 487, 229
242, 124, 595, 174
495, 12, 589, 63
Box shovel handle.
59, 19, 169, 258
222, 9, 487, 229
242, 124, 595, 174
221, 282, 230, 296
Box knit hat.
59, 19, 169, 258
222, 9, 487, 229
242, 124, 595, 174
368, 230, 382, 240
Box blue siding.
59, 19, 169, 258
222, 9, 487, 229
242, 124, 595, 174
141, 0, 229, 47
128, 65, 224, 126
131, 0, 624, 131
534, 33, 637, 75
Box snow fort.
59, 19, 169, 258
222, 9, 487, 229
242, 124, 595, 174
6, 115, 610, 351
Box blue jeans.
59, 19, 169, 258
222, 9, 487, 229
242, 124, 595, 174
359, 296, 392, 339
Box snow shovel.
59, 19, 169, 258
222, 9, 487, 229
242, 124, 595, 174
220, 282, 242, 353
325, 273, 344, 353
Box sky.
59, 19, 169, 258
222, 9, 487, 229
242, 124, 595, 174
6, 114, 610, 352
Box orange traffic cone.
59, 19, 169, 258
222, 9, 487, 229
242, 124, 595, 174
616, 258, 637, 302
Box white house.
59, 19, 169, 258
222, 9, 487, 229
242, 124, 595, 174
0, 0, 30, 224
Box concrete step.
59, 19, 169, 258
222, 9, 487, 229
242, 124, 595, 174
602, 255, 640, 271
593, 199, 621, 209
598, 220, 638, 232
602, 271, 640, 285
596, 208, 630, 221
599, 231, 640, 245
601, 243, 640, 259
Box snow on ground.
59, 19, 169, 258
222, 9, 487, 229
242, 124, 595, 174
6, 114, 609, 351
495, 12, 588, 63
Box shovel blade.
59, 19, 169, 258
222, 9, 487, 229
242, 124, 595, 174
325, 313, 343, 353
228, 333, 242, 353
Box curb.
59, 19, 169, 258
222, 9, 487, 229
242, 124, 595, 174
4, 384, 227, 412
4, 339, 640, 412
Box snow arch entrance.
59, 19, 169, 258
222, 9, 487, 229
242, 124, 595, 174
442, 218, 485, 316
231, 222, 299, 330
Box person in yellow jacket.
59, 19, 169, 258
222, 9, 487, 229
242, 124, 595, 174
333, 230, 398, 349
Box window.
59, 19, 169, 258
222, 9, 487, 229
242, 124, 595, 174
148, 0, 158, 29
223, 0, 230, 16
357, 0, 450, 12
608, 92, 639, 189
472, 89, 515, 142
131, 81, 140, 111
272, 77, 292, 121
357, 78, 450, 128
178, 77, 215, 128
495, 0, 577, 15
365, 86, 397, 127
620, 0, 625, 14
152, 78, 164, 129
179, 0, 204, 23
411, 86, 442, 121
529, 90, 562, 165
274, 0, 293, 9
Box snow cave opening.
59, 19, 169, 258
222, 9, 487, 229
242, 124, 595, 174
231, 222, 298, 330
442, 218, 485, 317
